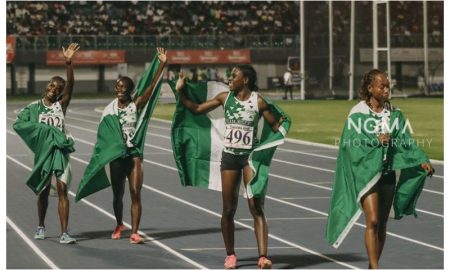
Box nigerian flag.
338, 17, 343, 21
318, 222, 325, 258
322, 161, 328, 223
13, 101, 74, 194
75, 55, 163, 201
326, 101, 430, 248
168, 81, 291, 198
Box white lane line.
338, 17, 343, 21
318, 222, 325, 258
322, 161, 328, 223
6, 155, 206, 270
70, 120, 447, 189
9, 111, 445, 166
7, 125, 444, 218
8, 131, 444, 257
135, 166, 359, 269
8, 154, 358, 269
141, 157, 445, 252
66, 120, 171, 140
6, 217, 59, 269
283, 138, 444, 166
280, 197, 329, 200
422, 189, 444, 195
278, 148, 337, 160
239, 217, 327, 221
270, 172, 444, 218
66, 110, 448, 166
272, 157, 444, 189
265, 196, 444, 251
67, 111, 170, 131
182, 247, 296, 251
7, 116, 444, 179
272, 158, 335, 173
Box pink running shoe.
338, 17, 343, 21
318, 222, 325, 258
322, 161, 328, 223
224, 254, 237, 269
258, 256, 272, 269
129, 233, 144, 244
111, 225, 125, 240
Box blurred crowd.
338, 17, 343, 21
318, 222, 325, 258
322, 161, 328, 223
7, 1, 443, 47
7, 1, 298, 36
307, 1, 443, 47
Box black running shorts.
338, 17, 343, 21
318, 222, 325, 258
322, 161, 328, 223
220, 151, 249, 171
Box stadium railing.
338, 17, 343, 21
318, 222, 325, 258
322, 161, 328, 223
14, 34, 300, 51
14, 33, 442, 51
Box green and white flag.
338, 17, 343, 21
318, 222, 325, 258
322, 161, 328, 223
326, 101, 429, 248
168, 81, 291, 198
75, 56, 163, 201
13, 101, 75, 194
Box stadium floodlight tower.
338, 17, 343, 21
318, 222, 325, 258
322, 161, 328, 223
329, 1, 334, 96
422, 0, 429, 95
372, 1, 391, 87
348, 1, 355, 100
299, 1, 305, 100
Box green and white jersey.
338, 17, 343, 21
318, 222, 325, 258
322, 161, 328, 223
117, 102, 137, 148
223, 91, 259, 155
38, 99, 65, 132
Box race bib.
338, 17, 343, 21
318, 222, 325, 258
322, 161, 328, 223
39, 113, 64, 131
223, 124, 253, 149
118, 105, 137, 148
122, 124, 136, 147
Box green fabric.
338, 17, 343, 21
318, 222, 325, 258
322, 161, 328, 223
169, 81, 291, 198
247, 97, 291, 198
75, 55, 162, 201
13, 101, 74, 194
75, 114, 125, 201
326, 102, 429, 248
168, 81, 212, 188
131, 56, 163, 156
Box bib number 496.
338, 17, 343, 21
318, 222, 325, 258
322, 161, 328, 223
224, 127, 252, 149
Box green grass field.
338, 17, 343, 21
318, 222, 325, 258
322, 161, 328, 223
153, 98, 443, 160
7, 95, 443, 160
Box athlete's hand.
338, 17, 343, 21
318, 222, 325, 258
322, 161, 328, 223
62, 43, 80, 63
421, 162, 435, 177
157, 47, 167, 64
378, 133, 391, 146
176, 72, 186, 93
278, 115, 286, 125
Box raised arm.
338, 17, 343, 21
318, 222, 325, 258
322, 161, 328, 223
258, 95, 284, 132
59, 43, 80, 112
175, 72, 227, 114
135, 47, 167, 112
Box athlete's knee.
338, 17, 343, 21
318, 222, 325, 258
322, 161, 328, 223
378, 219, 388, 231
56, 182, 68, 197
38, 194, 49, 205
249, 204, 264, 217
112, 186, 125, 198
365, 215, 380, 230
129, 186, 142, 202
222, 205, 237, 219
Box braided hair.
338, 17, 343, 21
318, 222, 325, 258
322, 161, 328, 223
235, 64, 259, 91
359, 69, 393, 110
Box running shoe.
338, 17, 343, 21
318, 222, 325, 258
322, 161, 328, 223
257, 256, 272, 269
34, 226, 45, 240
59, 232, 76, 244
111, 224, 126, 240
224, 254, 237, 269
129, 233, 144, 244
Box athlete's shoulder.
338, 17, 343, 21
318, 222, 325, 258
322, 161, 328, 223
348, 100, 369, 117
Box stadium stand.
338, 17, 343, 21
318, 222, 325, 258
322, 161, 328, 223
7, 1, 443, 49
